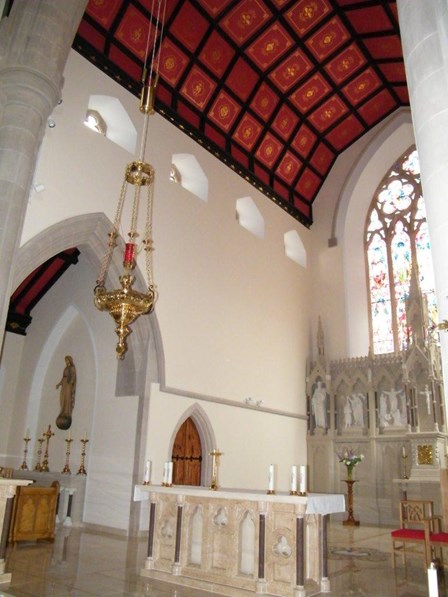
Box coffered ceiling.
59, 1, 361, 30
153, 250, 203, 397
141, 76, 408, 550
74, 0, 408, 228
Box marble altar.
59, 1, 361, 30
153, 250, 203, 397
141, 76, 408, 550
135, 485, 345, 596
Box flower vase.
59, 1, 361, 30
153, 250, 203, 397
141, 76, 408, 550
346, 467, 353, 481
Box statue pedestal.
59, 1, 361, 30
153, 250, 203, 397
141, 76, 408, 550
342, 480, 360, 526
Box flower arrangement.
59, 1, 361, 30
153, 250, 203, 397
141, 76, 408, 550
337, 449, 364, 480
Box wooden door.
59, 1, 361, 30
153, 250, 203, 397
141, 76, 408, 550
172, 417, 202, 486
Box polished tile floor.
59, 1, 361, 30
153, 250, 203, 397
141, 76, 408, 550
0, 521, 438, 596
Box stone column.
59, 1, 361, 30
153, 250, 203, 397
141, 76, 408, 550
397, 1, 448, 404
0, 0, 87, 346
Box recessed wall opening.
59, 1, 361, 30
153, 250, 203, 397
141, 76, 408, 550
170, 154, 208, 202
284, 230, 306, 267
236, 197, 264, 239
84, 95, 137, 154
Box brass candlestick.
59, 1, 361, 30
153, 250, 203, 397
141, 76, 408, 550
77, 439, 89, 475
62, 438, 73, 474
209, 449, 223, 490
19, 435, 31, 470
34, 437, 45, 471
401, 454, 409, 479
40, 424, 54, 472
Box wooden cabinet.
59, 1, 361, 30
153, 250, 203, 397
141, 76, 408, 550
9, 481, 59, 544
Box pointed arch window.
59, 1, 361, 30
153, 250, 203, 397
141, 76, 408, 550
365, 147, 437, 354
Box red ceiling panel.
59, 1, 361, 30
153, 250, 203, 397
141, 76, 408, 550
158, 39, 189, 86
199, 31, 235, 78
290, 74, 331, 114
200, 0, 234, 17
325, 44, 366, 84
378, 62, 407, 82
358, 88, 396, 126
309, 96, 349, 133
269, 50, 313, 92
248, 23, 294, 71
208, 91, 241, 132
292, 125, 317, 159
86, 0, 121, 27
286, 0, 332, 37
250, 83, 280, 120
363, 36, 403, 60
233, 114, 263, 150
326, 114, 364, 151
272, 104, 300, 141
309, 142, 334, 175
297, 168, 321, 201
181, 66, 216, 110
305, 17, 350, 61
225, 58, 259, 101
255, 133, 283, 168
346, 5, 392, 34
342, 69, 382, 105
75, 0, 409, 228
169, 2, 210, 52
221, 0, 271, 45
276, 151, 302, 184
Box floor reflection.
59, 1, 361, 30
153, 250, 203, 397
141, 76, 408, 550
0, 521, 438, 596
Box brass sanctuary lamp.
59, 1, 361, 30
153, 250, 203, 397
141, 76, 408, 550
94, 2, 166, 359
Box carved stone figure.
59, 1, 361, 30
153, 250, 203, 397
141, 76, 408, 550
312, 381, 327, 428
344, 397, 353, 428
55, 355, 76, 430
351, 394, 365, 427
379, 389, 406, 427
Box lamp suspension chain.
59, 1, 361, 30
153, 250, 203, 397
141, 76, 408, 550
93, 0, 166, 359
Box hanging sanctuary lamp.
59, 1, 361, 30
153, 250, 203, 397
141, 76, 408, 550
94, 0, 166, 359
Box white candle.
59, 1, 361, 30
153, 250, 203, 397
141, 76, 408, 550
26, 428, 30, 439
168, 461, 173, 485
268, 464, 275, 491
144, 459, 151, 483
83, 430, 87, 441
67, 430, 71, 441
428, 563, 438, 597
402, 446, 406, 458
299, 465, 307, 494
290, 465, 298, 492
162, 462, 168, 484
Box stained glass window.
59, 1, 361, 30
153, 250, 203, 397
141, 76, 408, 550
365, 147, 437, 354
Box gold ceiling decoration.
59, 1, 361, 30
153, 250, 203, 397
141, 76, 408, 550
94, 0, 166, 359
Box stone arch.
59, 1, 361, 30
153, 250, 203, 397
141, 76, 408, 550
14, 212, 164, 388
168, 402, 216, 487
331, 109, 415, 356
14, 213, 165, 533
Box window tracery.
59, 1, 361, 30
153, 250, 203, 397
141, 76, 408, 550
365, 147, 437, 354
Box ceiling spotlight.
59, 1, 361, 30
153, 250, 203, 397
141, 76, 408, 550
84, 109, 107, 135
47, 118, 56, 128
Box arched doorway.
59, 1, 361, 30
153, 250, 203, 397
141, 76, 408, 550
172, 417, 202, 486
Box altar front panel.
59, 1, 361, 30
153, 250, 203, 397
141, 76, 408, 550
137, 486, 344, 597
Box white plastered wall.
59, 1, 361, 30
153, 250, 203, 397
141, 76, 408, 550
0, 50, 311, 532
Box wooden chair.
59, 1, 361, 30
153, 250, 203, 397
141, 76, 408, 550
424, 518, 448, 565
391, 499, 436, 568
